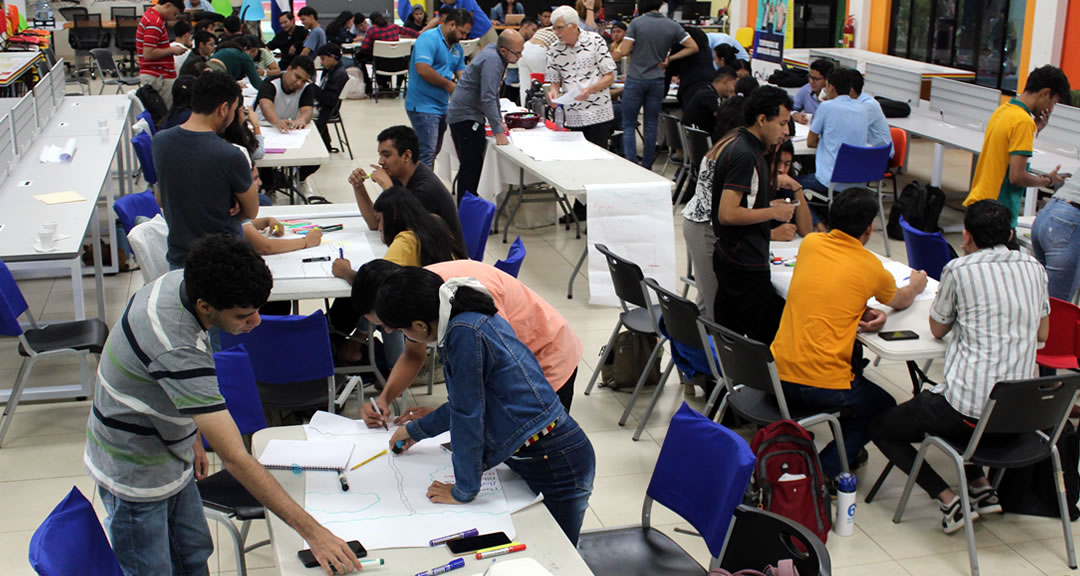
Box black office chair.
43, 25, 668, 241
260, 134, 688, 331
113, 14, 141, 75
59, 8, 98, 79
718, 505, 831, 576
659, 113, 684, 177
674, 125, 711, 210
326, 99, 353, 159
110, 6, 136, 19
90, 48, 140, 94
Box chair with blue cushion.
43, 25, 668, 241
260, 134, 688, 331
136, 109, 156, 135
29, 486, 124, 576
113, 189, 161, 235
130, 130, 156, 186
808, 142, 893, 256
899, 215, 952, 281
458, 193, 497, 261
493, 235, 526, 277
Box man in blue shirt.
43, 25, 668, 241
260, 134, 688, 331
406, 9, 472, 167
706, 32, 749, 66
792, 58, 832, 124
799, 67, 872, 200
442, 0, 494, 46
848, 68, 893, 155
298, 6, 326, 57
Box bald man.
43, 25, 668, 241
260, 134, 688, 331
447, 29, 524, 202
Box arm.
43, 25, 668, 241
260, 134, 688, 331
806, 131, 819, 148
243, 56, 263, 89
347, 168, 380, 230
361, 339, 429, 426
415, 62, 457, 93
929, 316, 953, 339
144, 28, 185, 60
583, 0, 597, 29
243, 222, 322, 254
791, 187, 812, 236
611, 37, 633, 61
883, 270, 927, 311
1009, 154, 1062, 188
666, 35, 699, 64
293, 106, 314, 129
258, 97, 290, 131
265, 60, 281, 76
481, 60, 507, 135
717, 187, 793, 225
1038, 314, 1050, 343
234, 181, 260, 220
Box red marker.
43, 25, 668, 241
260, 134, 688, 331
475, 544, 526, 560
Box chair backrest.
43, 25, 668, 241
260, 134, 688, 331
57, 6, 88, 22
72, 13, 105, 45
887, 126, 907, 170
114, 190, 162, 234
864, 62, 922, 105
136, 110, 156, 135
830, 143, 891, 185
90, 48, 118, 75
646, 402, 755, 558
11, 93, 35, 156
594, 243, 648, 310
644, 277, 703, 350
218, 311, 336, 385
458, 193, 496, 261
0, 260, 29, 337
1042, 297, 1080, 361
971, 375, 1080, 453
127, 214, 169, 284
719, 505, 831, 576
0, 113, 14, 180
115, 15, 140, 46
213, 345, 269, 436
929, 77, 999, 127
698, 317, 784, 400
373, 40, 412, 58
493, 235, 526, 277
682, 125, 711, 171
131, 130, 157, 184
460, 38, 479, 58
111, 6, 137, 19
29, 487, 124, 576
659, 113, 681, 154
899, 215, 951, 281
33, 76, 56, 123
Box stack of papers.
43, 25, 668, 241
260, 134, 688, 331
509, 129, 611, 162
262, 125, 310, 149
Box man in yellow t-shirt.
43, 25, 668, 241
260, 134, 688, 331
963, 65, 1070, 226
771, 187, 928, 482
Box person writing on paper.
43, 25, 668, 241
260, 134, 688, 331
256, 55, 315, 132
85, 235, 362, 576
244, 216, 323, 254
380, 267, 595, 545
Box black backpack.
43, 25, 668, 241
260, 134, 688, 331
769, 68, 809, 88
135, 85, 168, 128
996, 421, 1080, 521
875, 96, 911, 118
887, 181, 946, 240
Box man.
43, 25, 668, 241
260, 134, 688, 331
441, 0, 494, 46
848, 67, 893, 152
267, 11, 308, 68
682, 66, 736, 132
711, 86, 795, 345
298, 6, 327, 57
184, 0, 215, 12
611, 0, 698, 169
799, 67, 873, 199
872, 200, 1050, 534
792, 58, 832, 124
964, 65, 1070, 226
170, 19, 192, 71
155, 71, 258, 268
448, 30, 524, 202
519, 16, 538, 40
771, 187, 927, 486
666, 24, 714, 112
179, 30, 216, 76
539, 7, 552, 27
256, 54, 315, 132
137, 0, 187, 109
311, 43, 350, 151
85, 234, 363, 576
706, 31, 749, 66
405, 9, 471, 167
222, 15, 243, 36
357, 11, 423, 94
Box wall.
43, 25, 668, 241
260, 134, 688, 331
1064, 1, 1080, 89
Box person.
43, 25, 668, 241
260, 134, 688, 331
405, 9, 471, 167
706, 31, 749, 67
352, 12, 370, 44
612, 0, 699, 169
871, 199, 1050, 534
490, 0, 524, 23
799, 67, 874, 200
771, 187, 926, 486
964, 65, 1070, 226
256, 55, 315, 132
501, 17, 536, 100
326, 10, 358, 45
404, 4, 429, 32
539, 7, 552, 27
610, 19, 628, 56
137, 0, 187, 109
298, 6, 327, 57
375, 187, 465, 266
665, 25, 713, 112
179, 29, 216, 76
574, 0, 600, 32
267, 11, 308, 68
159, 74, 197, 130
357, 11, 424, 93
378, 267, 595, 545
85, 234, 363, 576
248, 36, 281, 77
208, 36, 263, 88
1032, 178, 1080, 301
711, 86, 794, 345
448, 30, 524, 202
244, 215, 323, 253
155, 72, 258, 268
310, 43, 350, 152
768, 140, 810, 242
222, 98, 271, 207
545, 5, 616, 147
184, 0, 215, 11
848, 68, 892, 151
517, 22, 554, 104
222, 15, 244, 36
682, 66, 736, 132
171, 19, 193, 71
791, 58, 833, 124
441, 0, 494, 46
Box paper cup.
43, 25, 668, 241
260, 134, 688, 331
38, 231, 54, 250
41, 221, 57, 238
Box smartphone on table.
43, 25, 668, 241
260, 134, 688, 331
445, 532, 512, 555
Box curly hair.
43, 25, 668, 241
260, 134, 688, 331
183, 234, 272, 310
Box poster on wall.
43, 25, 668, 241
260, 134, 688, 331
752, 0, 794, 65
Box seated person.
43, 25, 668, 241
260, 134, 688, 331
243, 216, 322, 253
771, 187, 927, 485
252, 38, 281, 77
256, 55, 315, 131
847, 68, 892, 152
221, 15, 244, 37
208, 35, 263, 88
792, 58, 832, 124
159, 74, 197, 130
310, 44, 350, 152
403, 4, 429, 32
872, 200, 1050, 534
682, 66, 737, 132
489, 0, 524, 24
222, 98, 273, 205
768, 139, 813, 241
799, 67, 873, 201
357, 12, 421, 92
266, 11, 308, 69
178, 30, 216, 76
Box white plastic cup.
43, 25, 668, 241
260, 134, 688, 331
38, 230, 55, 251
98, 119, 108, 136
41, 221, 57, 238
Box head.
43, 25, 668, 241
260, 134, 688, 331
190, 71, 242, 132
808, 58, 833, 95
411, 5, 427, 24
551, 5, 580, 45
712, 66, 738, 98
173, 19, 192, 46
193, 19, 213, 33
329, 10, 355, 33
713, 44, 738, 70
828, 187, 880, 243
222, 96, 257, 153
610, 20, 627, 44
539, 8, 552, 26
279, 11, 296, 32
194, 29, 216, 56
441, 9, 473, 43
370, 12, 388, 27
223, 15, 242, 35
825, 66, 853, 100
497, 30, 525, 65
962, 200, 1013, 254
519, 17, 539, 40
297, 6, 319, 29
731, 59, 752, 77
847, 67, 864, 97
376, 125, 420, 176
372, 187, 463, 264
155, 0, 185, 21
1022, 65, 1071, 115
774, 139, 795, 176
317, 43, 342, 69
639, 0, 664, 12
374, 268, 497, 343
742, 85, 791, 147
350, 259, 403, 325
170, 74, 197, 112
711, 77, 758, 141
183, 234, 271, 334
283, 55, 315, 92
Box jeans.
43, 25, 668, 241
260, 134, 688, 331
506, 413, 595, 545
797, 172, 830, 226
621, 77, 666, 169
449, 119, 487, 201
98, 480, 213, 576
407, 109, 447, 168
1032, 197, 1080, 301
781, 375, 897, 478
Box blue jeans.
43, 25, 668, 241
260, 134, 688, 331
506, 414, 595, 545
1033, 197, 1080, 301
781, 375, 897, 478
407, 109, 447, 168
98, 480, 213, 576
620, 77, 666, 169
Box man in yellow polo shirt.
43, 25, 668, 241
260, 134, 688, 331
963, 65, 1070, 226
771, 188, 927, 485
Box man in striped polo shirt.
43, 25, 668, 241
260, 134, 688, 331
137, 0, 187, 109
872, 200, 1050, 535
84, 235, 361, 575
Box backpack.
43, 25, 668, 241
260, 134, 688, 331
874, 96, 911, 118
599, 331, 662, 391
887, 180, 946, 240
710, 560, 800, 576
996, 420, 1080, 521
750, 420, 832, 544
768, 68, 809, 88
135, 85, 168, 128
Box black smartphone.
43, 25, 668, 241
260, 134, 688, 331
297, 540, 367, 569
445, 532, 511, 555
880, 330, 920, 341
441, 441, 453, 452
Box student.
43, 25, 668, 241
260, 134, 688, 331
244, 216, 323, 253
538, 7, 552, 27
159, 74, 197, 130
358, 12, 423, 94
184, 0, 215, 11
441, 0, 494, 45
489, 0, 523, 24
179, 29, 216, 76
710, 75, 758, 140
326, 10, 358, 45
267, 11, 308, 68
799, 67, 872, 199
379, 267, 595, 544
256, 55, 315, 131
666, 25, 714, 112
706, 31, 749, 67
872, 200, 1049, 534
171, 19, 193, 71
682, 65, 737, 132
298, 6, 327, 57
222, 15, 244, 36
964, 65, 1070, 226
1032, 178, 1080, 300
405, 9, 471, 167
791, 58, 832, 123
768, 140, 811, 242
310, 44, 350, 152
848, 68, 892, 152
208, 35, 263, 88
85, 235, 362, 576
137, 0, 187, 108
404, 4, 429, 32
250, 36, 281, 77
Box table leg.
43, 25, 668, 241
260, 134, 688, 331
106, 137, 121, 275
568, 245, 587, 299
1023, 186, 1037, 217
91, 203, 105, 321
71, 257, 85, 321
931, 143, 944, 187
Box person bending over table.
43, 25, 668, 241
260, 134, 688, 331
207, 35, 264, 89
256, 55, 315, 132
771, 187, 927, 489
682, 65, 737, 132
380, 268, 595, 545
871, 200, 1050, 534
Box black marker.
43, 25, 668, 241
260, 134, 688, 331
302, 256, 331, 263
338, 470, 350, 492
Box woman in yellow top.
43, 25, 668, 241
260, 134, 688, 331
372, 186, 466, 266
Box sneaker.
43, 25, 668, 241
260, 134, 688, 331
941, 496, 979, 534
851, 448, 869, 470
969, 486, 1003, 515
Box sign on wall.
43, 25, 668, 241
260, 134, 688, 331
753, 0, 794, 64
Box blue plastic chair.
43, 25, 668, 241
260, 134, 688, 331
136, 109, 156, 135
130, 130, 156, 185
899, 215, 952, 281
458, 193, 497, 261
29, 486, 124, 576
822, 142, 893, 256
113, 189, 161, 234
493, 235, 526, 277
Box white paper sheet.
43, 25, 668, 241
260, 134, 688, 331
509, 129, 611, 162
552, 87, 580, 106
261, 232, 377, 280
39, 137, 76, 163
871, 260, 940, 304
258, 439, 354, 470
262, 125, 311, 149
792, 122, 810, 142
466, 558, 555, 576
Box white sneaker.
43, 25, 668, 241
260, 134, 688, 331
941, 496, 979, 535
970, 486, 1003, 515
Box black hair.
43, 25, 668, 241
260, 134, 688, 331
710, 77, 759, 141
731, 59, 752, 74
160, 0, 185, 12
377, 125, 420, 162
184, 234, 272, 310
1024, 65, 1071, 102
827, 66, 854, 96
829, 187, 880, 239
327, 10, 355, 36
438, 5, 454, 18
964, 200, 1013, 249
223, 15, 242, 34
289, 54, 316, 77
611, 20, 627, 30
848, 68, 864, 95
222, 96, 258, 155
297, 6, 318, 19
713, 66, 737, 82
539, 6, 552, 13
280, 10, 294, 20
374, 268, 497, 331
446, 8, 473, 26
350, 259, 403, 314
713, 44, 738, 66
809, 58, 834, 78
742, 84, 790, 127
521, 16, 539, 27
734, 75, 759, 96
190, 70, 241, 115
639, 0, 664, 13
767, 139, 797, 194
174, 19, 192, 37
193, 29, 215, 48
169, 74, 197, 114
193, 19, 214, 32
370, 12, 388, 27
372, 187, 466, 264
409, 8, 428, 26
216, 35, 254, 52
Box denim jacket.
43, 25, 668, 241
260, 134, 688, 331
406, 311, 565, 502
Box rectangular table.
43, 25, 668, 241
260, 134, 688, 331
784, 48, 975, 80
256, 126, 330, 204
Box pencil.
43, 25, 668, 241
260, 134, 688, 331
350, 449, 387, 470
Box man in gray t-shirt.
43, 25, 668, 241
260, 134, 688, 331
611, 0, 698, 169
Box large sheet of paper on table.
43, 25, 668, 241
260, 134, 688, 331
509, 129, 611, 162
261, 125, 311, 149
260, 232, 376, 279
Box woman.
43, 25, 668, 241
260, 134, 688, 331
403, 4, 428, 32
381, 268, 595, 545
159, 75, 196, 131
1032, 180, 1080, 301
575, 0, 601, 31
373, 187, 465, 266
223, 99, 272, 206
489, 0, 524, 24
767, 140, 813, 240
327, 10, 358, 45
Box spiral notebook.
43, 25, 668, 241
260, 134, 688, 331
258, 439, 355, 472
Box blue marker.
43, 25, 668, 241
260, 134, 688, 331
416, 557, 465, 576
339, 247, 344, 259
392, 439, 406, 454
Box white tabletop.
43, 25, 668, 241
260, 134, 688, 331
252, 425, 595, 576
784, 48, 974, 80
255, 127, 330, 168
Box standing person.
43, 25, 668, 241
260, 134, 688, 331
448, 30, 524, 201
1032, 178, 1080, 301
666, 24, 714, 112
964, 65, 1070, 226
404, 4, 429, 32
405, 9, 472, 167
137, 0, 187, 109
170, 19, 193, 71
267, 11, 308, 68
792, 58, 832, 124
310, 44, 350, 151
490, 0, 524, 24
85, 234, 363, 576
441, 0, 495, 46
298, 6, 327, 57
611, 0, 699, 169
255, 55, 315, 132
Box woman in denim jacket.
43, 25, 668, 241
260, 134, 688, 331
380, 268, 596, 545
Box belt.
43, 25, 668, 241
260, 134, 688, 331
1069, 201, 1080, 212
517, 420, 558, 452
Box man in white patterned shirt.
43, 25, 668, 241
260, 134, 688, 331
871, 199, 1050, 535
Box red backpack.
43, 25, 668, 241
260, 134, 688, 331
750, 420, 832, 543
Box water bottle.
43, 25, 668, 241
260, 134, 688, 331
554, 104, 565, 130
834, 472, 857, 537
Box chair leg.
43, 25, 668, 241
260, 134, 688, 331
327, 376, 336, 414
711, 395, 729, 424
680, 247, 693, 299
205, 509, 248, 576
427, 347, 435, 395
1051, 444, 1078, 569
877, 181, 891, 257
955, 463, 980, 576
632, 357, 676, 441
584, 321, 622, 395
893, 439, 929, 523
0, 357, 34, 448
340, 122, 354, 160
864, 462, 893, 503
618, 337, 667, 426
798, 413, 849, 473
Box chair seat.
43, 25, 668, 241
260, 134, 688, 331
728, 387, 833, 425
953, 432, 1055, 469
621, 306, 659, 335
1037, 353, 1080, 370
18, 319, 108, 357
198, 469, 265, 521
255, 378, 343, 412
577, 526, 706, 576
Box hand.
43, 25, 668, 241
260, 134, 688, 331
288, 45, 297, 55
394, 406, 435, 425
1047, 165, 1065, 187
192, 436, 209, 481
792, 112, 809, 125
426, 481, 464, 504
658, 57, 670, 70
246, 106, 260, 127
369, 164, 393, 189
769, 199, 795, 222
575, 87, 592, 101
1036, 108, 1052, 132
304, 228, 323, 247
907, 269, 928, 294
348, 167, 369, 189
776, 173, 800, 191
331, 257, 353, 280
389, 424, 416, 454
264, 217, 284, 236
305, 526, 362, 575
858, 308, 887, 333
360, 395, 391, 427
547, 87, 559, 105
273, 119, 291, 132
293, 119, 309, 130
171, 45, 189, 55
495, 132, 510, 145
770, 223, 797, 242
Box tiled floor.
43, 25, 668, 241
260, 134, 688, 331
1, 91, 1076, 576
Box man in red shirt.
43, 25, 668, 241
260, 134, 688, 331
137, 0, 187, 108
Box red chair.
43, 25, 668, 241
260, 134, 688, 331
885, 127, 908, 200
1037, 297, 1080, 371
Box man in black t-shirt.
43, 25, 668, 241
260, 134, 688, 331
683, 66, 737, 132
267, 11, 308, 69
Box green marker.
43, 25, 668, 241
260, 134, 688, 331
360, 558, 385, 568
